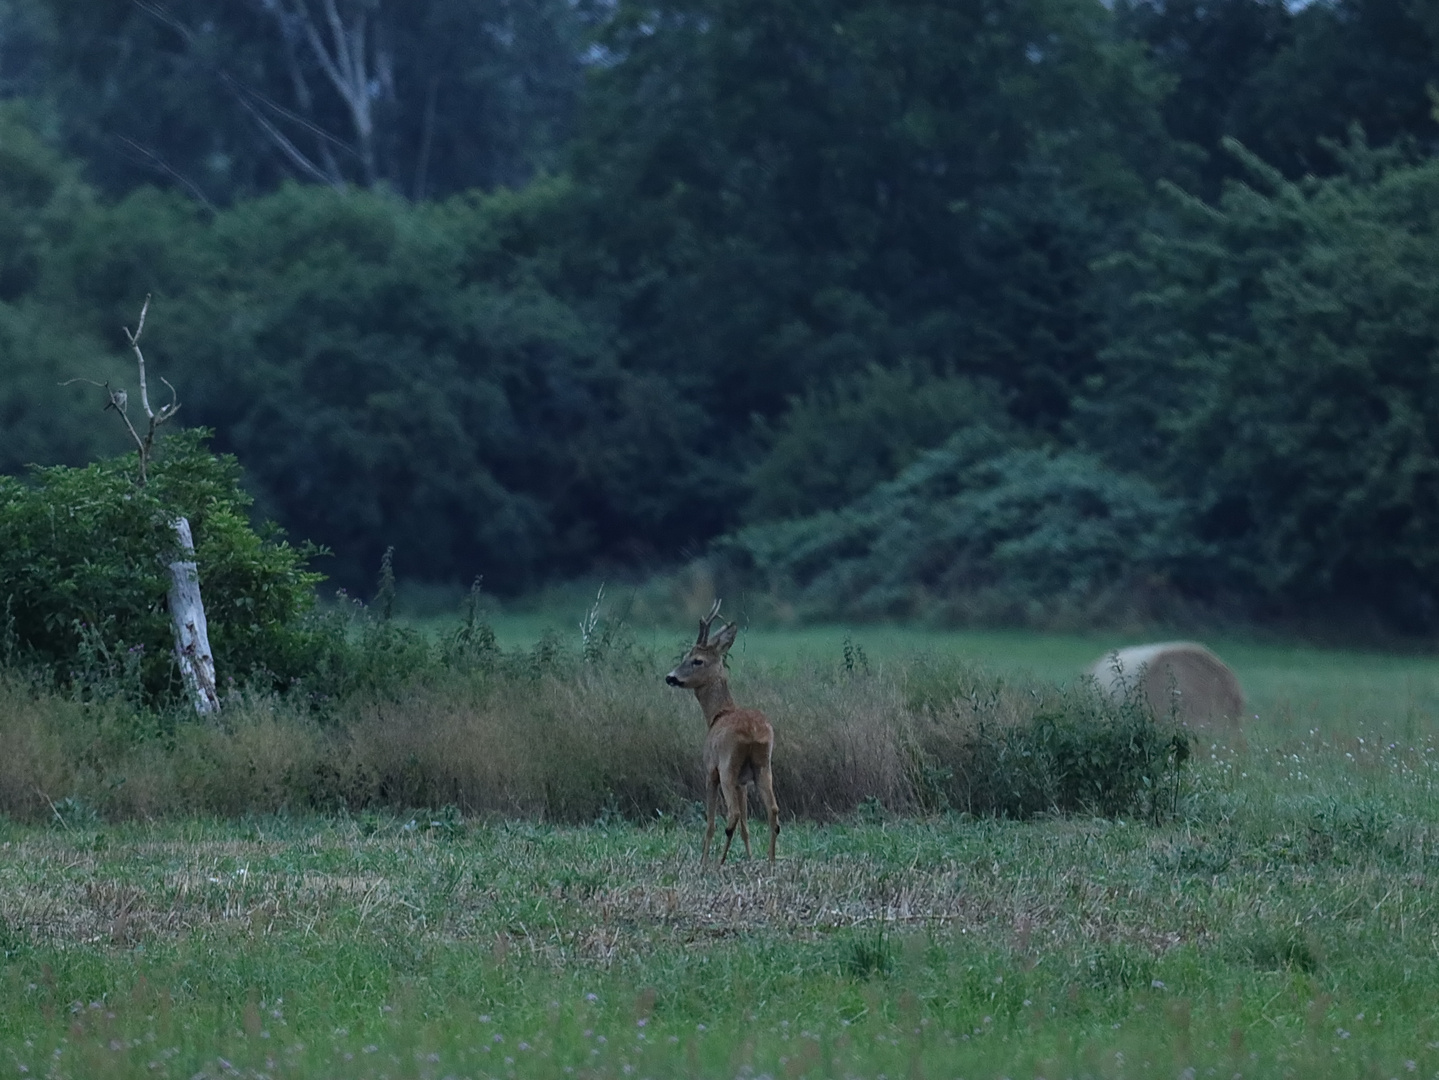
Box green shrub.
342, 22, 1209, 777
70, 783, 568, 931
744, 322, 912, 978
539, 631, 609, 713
945, 686, 1191, 821
725, 429, 1191, 626
746, 368, 1008, 522
0, 429, 324, 704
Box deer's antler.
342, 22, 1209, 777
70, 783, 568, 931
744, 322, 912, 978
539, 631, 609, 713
697, 598, 723, 645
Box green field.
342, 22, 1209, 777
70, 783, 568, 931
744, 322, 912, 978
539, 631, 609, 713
3, 625, 1439, 1078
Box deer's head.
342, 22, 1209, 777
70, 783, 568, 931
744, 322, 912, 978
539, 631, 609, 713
665, 599, 737, 689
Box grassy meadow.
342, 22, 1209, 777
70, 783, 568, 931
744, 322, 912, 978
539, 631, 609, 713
3, 610, 1439, 1078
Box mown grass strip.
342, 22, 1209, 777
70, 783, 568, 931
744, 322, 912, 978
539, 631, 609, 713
2, 732, 1439, 1078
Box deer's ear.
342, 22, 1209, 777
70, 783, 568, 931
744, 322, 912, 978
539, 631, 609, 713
710, 621, 738, 654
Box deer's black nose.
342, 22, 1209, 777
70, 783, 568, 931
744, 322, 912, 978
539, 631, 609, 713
665, 674, 680, 686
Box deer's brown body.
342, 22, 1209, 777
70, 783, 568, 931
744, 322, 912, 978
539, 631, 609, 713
665, 601, 780, 865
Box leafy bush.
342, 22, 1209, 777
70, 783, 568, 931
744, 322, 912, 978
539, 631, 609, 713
940, 684, 1191, 821
746, 367, 1009, 522
0, 429, 324, 704
725, 427, 1191, 626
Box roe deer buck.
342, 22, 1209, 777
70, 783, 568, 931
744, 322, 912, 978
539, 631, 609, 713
665, 600, 780, 865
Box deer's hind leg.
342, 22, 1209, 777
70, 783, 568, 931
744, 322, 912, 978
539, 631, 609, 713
718, 764, 745, 866
756, 764, 780, 863
737, 783, 752, 858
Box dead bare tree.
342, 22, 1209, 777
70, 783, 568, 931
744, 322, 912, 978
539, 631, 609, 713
63, 297, 220, 716
262, 0, 393, 188
133, 0, 394, 190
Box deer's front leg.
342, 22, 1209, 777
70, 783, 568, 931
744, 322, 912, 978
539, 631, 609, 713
702, 768, 720, 867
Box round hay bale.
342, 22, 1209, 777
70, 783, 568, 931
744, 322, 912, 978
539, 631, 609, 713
1087, 642, 1244, 727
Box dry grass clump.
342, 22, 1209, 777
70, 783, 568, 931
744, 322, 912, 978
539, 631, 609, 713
0, 647, 1187, 824
749, 670, 919, 816
0, 678, 80, 820
336, 668, 699, 817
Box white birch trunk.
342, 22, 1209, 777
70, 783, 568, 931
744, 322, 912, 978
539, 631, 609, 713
168, 517, 220, 715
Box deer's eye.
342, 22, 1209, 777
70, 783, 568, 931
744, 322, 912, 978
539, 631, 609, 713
691, 657, 703, 666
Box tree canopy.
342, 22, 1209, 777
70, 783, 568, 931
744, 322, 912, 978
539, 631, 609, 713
2, 0, 1438, 631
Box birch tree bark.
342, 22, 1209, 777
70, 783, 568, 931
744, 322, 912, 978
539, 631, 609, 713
168, 517, 220, 715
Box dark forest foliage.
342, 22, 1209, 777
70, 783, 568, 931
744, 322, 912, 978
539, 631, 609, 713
2, 0, 1438, 631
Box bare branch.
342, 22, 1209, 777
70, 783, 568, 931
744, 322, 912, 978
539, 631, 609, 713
413, 75, 439, 200
295, 0, 348, 98
132, 0, 351, 188
157, 375, 181, 422
116, 136, 218, 212
114, 405, 148, 465
61, 297, 185, 486
132, 0, 194, 44
61, 377, 147, 460
123, 293, 154, 419
230, 88, 345, 187
285, 0, 378, 184
213, 66, 356, 158
321, 0, 354, 88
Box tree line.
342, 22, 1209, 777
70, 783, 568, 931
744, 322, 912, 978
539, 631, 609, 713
2, 0, 1438, 631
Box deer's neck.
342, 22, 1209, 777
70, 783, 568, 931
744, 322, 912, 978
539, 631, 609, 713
694, 679, 736, 727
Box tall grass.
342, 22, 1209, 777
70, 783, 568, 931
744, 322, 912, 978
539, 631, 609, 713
0, 627, 1186, 825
